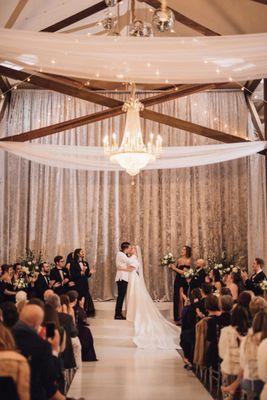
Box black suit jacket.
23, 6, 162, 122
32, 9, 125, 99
49, 267, 68, 295
12, 321, 58, 400
34, 273, 50, 300
245, 270, 266, 296
70, 260, 91, 296
190, 268, 206, 290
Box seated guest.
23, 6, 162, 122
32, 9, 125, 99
242, 258, 266, 296
180, 288, 202, 369
189, 259, 207, 291
12, 304, 65, 400
219, 306, 249, 395
221, 287, 232, 296
34, 263, 51, 300
0, 301, 18, 328
237, 291, 253, 326
16, 291, 28, 315
0, 265, 16, 304
50, 256, 70, 296
68, 290, 97, 362
44, 289, 54, 303
240, 311, 267, 399
209, 268, 222, 293
257, 338, 267, 400
0, 322, 30, 400
219, 295, 234, 328
70, 249, 95, 317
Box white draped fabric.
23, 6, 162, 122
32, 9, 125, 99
0, 29, 267, 83
0, 141, 266, 171
0, 89, 266, 300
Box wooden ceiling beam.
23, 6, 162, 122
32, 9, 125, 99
141, 109, 247, 143
244, 79, 262, 94
139, 0, 220, 36
251, 0, 267, 4
0, 76, 11, 93
0, 106, 123, 142
0, 66, 122, 108
41, 1, 121, 32
245, 94, 264, 140
0, 94, 10, 122
4, 0, 29, 28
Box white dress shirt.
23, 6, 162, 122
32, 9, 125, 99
115, 251, 132, 282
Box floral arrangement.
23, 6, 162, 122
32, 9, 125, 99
259, 280, 267, 292
207, 251, 246, 277
17, 248, 45, 276
161, 252, 176, 266
184, 268, 195, 279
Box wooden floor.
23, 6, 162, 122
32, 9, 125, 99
68, 302, 212, 400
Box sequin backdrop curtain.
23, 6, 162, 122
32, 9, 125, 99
0, 90, 266, 300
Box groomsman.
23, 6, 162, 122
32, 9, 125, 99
242, 258, 266, 296
34, 262, 51, 300
114, 242, 135, 320
50, 255, 70, 295
190, 259, 207, 290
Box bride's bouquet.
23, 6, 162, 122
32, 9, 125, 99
161, 252, 176, 266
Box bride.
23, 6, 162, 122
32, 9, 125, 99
126, 245, 180, 349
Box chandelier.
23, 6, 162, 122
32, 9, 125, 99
103, 87, 163, 176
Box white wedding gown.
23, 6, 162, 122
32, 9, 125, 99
126, 247, 180, 349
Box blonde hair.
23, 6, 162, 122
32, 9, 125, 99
0, 323, 16, 351
249, 297, 267, 317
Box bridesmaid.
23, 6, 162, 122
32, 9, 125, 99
169, 246, 192, 324
70, 248, 95, 317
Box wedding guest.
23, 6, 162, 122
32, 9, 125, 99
242, 258, 266, 296
239, 311, 267, 399
68, 290, 97, 362
15, 291, 28, 315
34, 262, 51, 300
190, 259, 207, 290
169, 245, 192, 324
257, 338, 267, 400
209, 268, 222, 293
204, 294, 222, 369
70, 249, 95, 317
219, 306, 249, 397
180, 288, 202, 369
249, 296, 267, 318
196, 283, 213, 319
219, 295, 234, 328
50, 256, 70, 296
237, 291, 253, 326
0, 322, 30, 400
0, 264, 17, 304
12, 304, 65, 400
44, 289, 54, 303
226, 270, 244, 301
221, 287, 232, 296
0, 301, 18, 328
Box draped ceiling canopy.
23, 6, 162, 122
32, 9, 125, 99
0, 29, 267, 84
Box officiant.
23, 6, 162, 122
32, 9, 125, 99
70, 248, 95, 317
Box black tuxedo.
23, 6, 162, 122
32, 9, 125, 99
34, 273, 50, 300
190, 268, 206, 290
12, 321, 59, 400
245, 270, 266, 296
49, 267, 68, 295
70, 259, 95, 316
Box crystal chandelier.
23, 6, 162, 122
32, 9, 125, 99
103, 86, 163, 176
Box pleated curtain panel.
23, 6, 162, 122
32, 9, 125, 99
0, 89, 266, 300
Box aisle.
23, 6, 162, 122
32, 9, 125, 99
68, 302, 212, 400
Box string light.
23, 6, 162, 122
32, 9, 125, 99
0, 74, 34, 99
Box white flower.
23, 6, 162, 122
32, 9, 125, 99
28, 261, 32, 265
232, 266, 238, 273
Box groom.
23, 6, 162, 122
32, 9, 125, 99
114, 242, 135, 320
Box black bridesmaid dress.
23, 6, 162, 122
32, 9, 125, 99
74, 305, 97, 362
173, 264, 190, 322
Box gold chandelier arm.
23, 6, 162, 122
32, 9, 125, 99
161, 0, 167, 11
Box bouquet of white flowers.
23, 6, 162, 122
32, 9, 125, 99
259, 280, 267, 292
184, 268, 194, 279
161, 252, 176, 266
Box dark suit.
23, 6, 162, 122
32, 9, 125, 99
70, 260, 95, 316
12, 321, 59, 400
34, 273, 50, 300
245, 270, 266, 296
190, 268, 206, 290
49, 267, 68, 295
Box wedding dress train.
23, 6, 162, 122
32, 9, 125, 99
126, 247, 180, 349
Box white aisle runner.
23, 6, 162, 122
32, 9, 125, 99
68, 302, 212, 400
